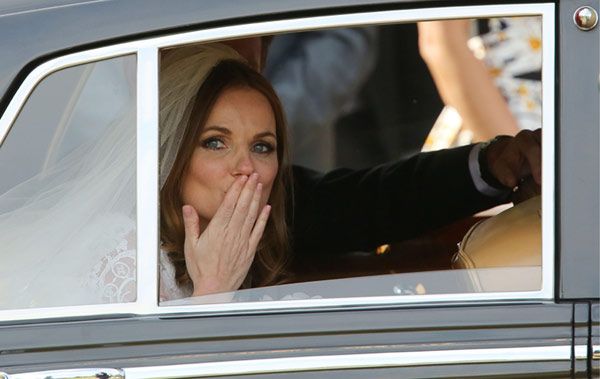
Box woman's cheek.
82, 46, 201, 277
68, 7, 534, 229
260, 164, 278, 206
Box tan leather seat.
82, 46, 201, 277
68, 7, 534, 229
452, 196, 542, 292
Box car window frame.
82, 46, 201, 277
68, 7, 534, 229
0, 2, 555, 323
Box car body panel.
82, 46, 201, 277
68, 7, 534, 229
558, 0, 600, 300
1, 303, 575, 376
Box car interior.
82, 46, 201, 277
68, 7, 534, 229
159, 16, 543, 292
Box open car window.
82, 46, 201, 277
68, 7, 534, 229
157, 10, 553, 309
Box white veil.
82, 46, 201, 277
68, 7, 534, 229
159, 43, 245, 187
0, 57, 137, 309
0, 43, 245, 309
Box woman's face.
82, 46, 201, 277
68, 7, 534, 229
181, 86, 278, 228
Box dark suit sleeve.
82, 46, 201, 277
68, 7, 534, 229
291, 144, 503, 255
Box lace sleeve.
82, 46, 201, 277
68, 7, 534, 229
84, 220, 137, 304
84, 227, 194, 304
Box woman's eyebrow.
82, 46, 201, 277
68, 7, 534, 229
202, 125, 231, 135
255, 131, 276, 139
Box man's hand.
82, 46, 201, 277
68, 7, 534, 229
485, 128, 542, 194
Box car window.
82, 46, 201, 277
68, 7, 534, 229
0, 55, 137, 309
0, 4, 554, 321
157, 12, 552, 308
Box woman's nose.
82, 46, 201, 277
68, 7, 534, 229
232, 150, 255, 176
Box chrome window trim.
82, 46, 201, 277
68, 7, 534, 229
0, 3, 555, 322
2, 368, 124, 379
123, 345, 584, 378
136, 47, 160, 312
1, 346, 585, 377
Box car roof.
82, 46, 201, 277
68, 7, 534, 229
0, 0, 554, 114
0, 0, 92, 17
0, 0, 419, 109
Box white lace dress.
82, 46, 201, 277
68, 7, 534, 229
82, 216, 138, 304
85, 243, 192, 303
85, 238, 137, 303
85, 245, 311, 305
159, 250, 193, 302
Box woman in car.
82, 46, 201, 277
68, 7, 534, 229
158, 42, 541, 300
159, 44, 292, 300
0, 43, 541, 307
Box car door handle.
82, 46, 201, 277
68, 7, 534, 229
0, 368, 124, 379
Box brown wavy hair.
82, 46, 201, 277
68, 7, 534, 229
160, 59, 292, 289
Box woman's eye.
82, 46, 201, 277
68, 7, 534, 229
252, 142, 274, 154
202, 137, 226, 150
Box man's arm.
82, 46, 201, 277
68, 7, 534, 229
291, 144, 501, 255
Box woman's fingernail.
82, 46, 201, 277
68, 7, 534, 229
182, 205, 192, 217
